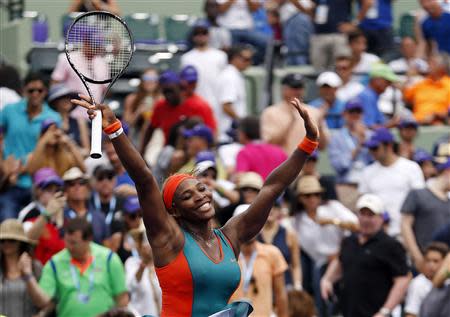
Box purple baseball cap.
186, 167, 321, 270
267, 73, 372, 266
180, 65, 198, 83
436, 158, 450, 172
398, 118, 418, 129
413, 150, 433, 164
123, 196, 141, 214
364, 127, 394, 148
345, 98, 363, 112
33, 167, 63, 188
183, 124, 213, 145
159, 70, 180, 85
196, 150, 216, 164
40, 119, 58, 135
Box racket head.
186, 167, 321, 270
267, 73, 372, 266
65, 11, 134, 85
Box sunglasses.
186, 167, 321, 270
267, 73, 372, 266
348, 109, 363, 114
142, 74, 158, 82
126, 213, 141, 219
301, 193, 322, 198
96, 174, 115, 182
369, 146, 379, 151
250, 276, 258, 295
0, 239, 19, 244
65, 179, 88, 187
27, 88, 44, 94
193, 29, 208, 36
42, 185, 63, 192
336, 65, 351, 71
241, 187, 259, 193
239, 55, 253, 62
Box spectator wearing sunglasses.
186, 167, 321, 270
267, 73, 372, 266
62, 167, 109, 244
0, 72, 61, 221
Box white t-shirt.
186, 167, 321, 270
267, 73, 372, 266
0, 87, 21, 111
353, 52, 380, 74
216, 0, 255, 29
216, 64, 247, 140
294, 200, 358, 267
181, 48, 228, 110
336, 81, 365, 103
218, 142, 243, 169
125, 257, 162, 317
388, 58, 428, 74
279, 0, 314, 23
405, 274, 433, 316
359, 157, 425, 236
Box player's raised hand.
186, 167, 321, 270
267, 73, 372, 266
71, 94, 117, 130
290, 97, 319, 141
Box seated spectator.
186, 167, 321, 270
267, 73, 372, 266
0, 72, 61, 221
320, 194, 410, 317
413, 150, 437, 180
359, 127, 425, 237
397, 118, 421, 160
405, 242, 449, 317
25, 119, 86, 177
288, 289, 317, 317
38, 218, 129, 317
230, 205, 288, 317
401, 157, 450, 268
69, 0, 121, 15
420, 0, 450, 56
403, 54, 450, 125
335, 53, 365, 103
261, 73, 328, 154
204, 0, 232, 50
310, 71, 346, 129
0, 219, 44, 317
328, 100, 372, 184
62, 167, 109, 244
20, 168, 66, 265
235, 116, 287, 180
47, 84, 90, 156
432, 134, 450, 164
389, 37, 428, 75
0, 63, 21, 111
348, 29, 380, 76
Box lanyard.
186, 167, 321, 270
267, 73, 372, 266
239, 250, 258, 294
93, 193, 116, 226
68, 209, 92, 223
69, 258, 96, 303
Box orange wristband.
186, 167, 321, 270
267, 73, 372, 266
103, 120, 122, 134
298, 137, 319, 155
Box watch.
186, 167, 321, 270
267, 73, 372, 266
379, 307, 391, 316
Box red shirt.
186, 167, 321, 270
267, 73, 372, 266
28, 217, 65, 265
150, 94, 217, 141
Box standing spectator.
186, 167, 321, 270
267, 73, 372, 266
389, 37, 429, 75
235, 116, 288, 180
320, 194, 411, 317
420, 0, 450, 56
69, 0, 121, 15
404, 242, 449, 317
0, 64, 21, 111
397, 118, 420, 160
38, 218, 129, 317
353, 63, 398, 128
261, 73, 329, 153
328, 100, 372, 185
403, 54, 450, 125
181, 20, 228, 108
360, 127, 425, 237
335, 53, 365, 103
216, 0, 268, 64
310, 0, 353, 71
62, 167, 109, 244
47, 84, 90, 155
310, 72, 346, 129
401, 158, 450, 271
216, 45, 253, 141
0, 219, 45, 317
204, 0, 232, 50
348, 29, 380, 75
0, 72, 61, 221
230, 205, 289, 317
356, 0, 395, 57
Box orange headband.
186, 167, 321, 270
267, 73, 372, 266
162, 174, 195, 210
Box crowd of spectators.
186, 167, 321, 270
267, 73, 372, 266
1, 0, 450, 317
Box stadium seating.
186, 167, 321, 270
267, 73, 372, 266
399, 12, 416, 39
26, 44, 61, 76
163, 14, 197, 44
123, 13, 163, 44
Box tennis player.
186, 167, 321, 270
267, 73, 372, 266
72, 94, 319, 317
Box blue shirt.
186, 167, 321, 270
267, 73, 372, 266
309, 97, 346, 129
116, 172, 135, 187
359, 0, 393, 30
0, 99, 61, 188
422, 12, 450, 54
313, 0, 352, 34
355, 87, 386, 127
64, 207, 110, 244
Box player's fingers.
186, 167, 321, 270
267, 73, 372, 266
78, 94, 93, 103
71, 98, 94, 110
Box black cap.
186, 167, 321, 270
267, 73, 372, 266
281, 73, 304, 88
93, 164, 116, 179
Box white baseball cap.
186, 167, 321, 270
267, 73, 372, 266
356, 194, 384, 215
233, 204, 250, 217
316, 71, 343, 88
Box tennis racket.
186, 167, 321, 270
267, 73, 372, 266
65, 11, 134, 159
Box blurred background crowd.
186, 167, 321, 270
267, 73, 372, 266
0, 0, 450, 317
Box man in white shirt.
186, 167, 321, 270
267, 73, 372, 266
359, 127, 425, 237
348, 29, 380, 75
404, 242, 449, 317
181, 20, 228, 111
216, 45, 253, 141
335, 53, 365, 103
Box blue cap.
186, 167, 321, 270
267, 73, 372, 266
180, 65, 198, 83
364, 127, 394, 148
436, 158, 450, 172
123, 196, 141, 214
196, 150, 216, 164
159, 70, 180, 85
41, 119, 58, 135
413, 150, 433, 164
193, 19, 210, 30
183, 124, 213, 144
398, 118, 418, 129
345, 98, 363, 112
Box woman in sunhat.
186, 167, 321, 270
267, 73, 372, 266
0, 219, 47, 317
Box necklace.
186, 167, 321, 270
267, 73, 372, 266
186, 228, 215, 248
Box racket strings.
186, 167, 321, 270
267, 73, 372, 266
66, 13, 132, 82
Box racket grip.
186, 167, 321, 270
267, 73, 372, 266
90, 110, 103, 159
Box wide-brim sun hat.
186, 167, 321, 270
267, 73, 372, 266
296, 175, 324, 195
0, 219, 36, 244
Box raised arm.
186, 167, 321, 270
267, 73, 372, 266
223, 98, 319, 248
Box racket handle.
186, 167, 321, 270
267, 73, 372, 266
90, 110, 103, 159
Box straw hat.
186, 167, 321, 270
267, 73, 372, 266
237, 172, 264, 190
296, 176, 324, 195
0, 219, 36, 244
